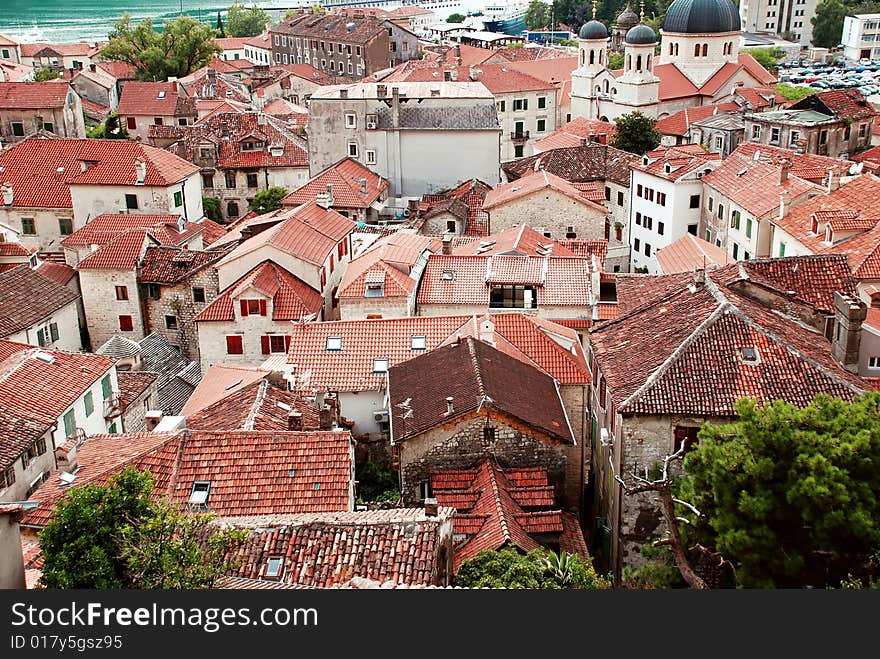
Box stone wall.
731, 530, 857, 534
487, 188, 607, 241
399, 414, 568, 508
339, 295, 409, 321
79, 269, 143, 349
121, 380, 158, 434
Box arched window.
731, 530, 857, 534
611, 88, 617, 95
590, 49, 595, 65
636, 54, 642, 70
604, 79, 609, 93
694, 43, 701, 57
599, 49, 604, 65
669, 42, 674, 55
647, 54, 652, 70
674, 43, 679, 55
702, 43, 708, 57
580, 50, 585, 66
872, 293, 880, 309
626, 54, 631, 70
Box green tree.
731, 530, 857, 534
85, 111, 129, 140
227, 2, 271, 38
678, 394, 880, 588
608, 52, 625, 70
249, 186, 288, 214
454, 547, 611, 589
101, 13, 221, 82
776, 82, 814, 101
33, 67, 60, 82
811, 0, 849, 49
525, 1, 552, 30
611, 110, 662, 154
748, 47, 784, 74
216, 12, 225, 38
39, 467, 155, 589
447, 13, 466, 23
355, 460, 400, 503
39, 467, 248, 589
203, 196, 223, 222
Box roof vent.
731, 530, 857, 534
741, 346, 759, 363
34, 351, 55, 365
440, 269, 455, 281
225, 379, 242, 390
445, 396, 454, 415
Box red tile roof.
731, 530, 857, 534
0, 138, 199, 209
732, 142, 852, 182
0, 81, 71, 109
21, 42, 99, 58
76, 229, 156, 270
62, 213, 203, 248
181, 364, 270, 415
95, 61, 136, 81
656, 103, 739, 137
0, 241, 36, 257
632, 145, 720, 181
338, 233, 439, 299
116, 371, 158, 410
286, 313, 588, 393
21, 429, 355, 528
503, 56, 578, 86
504, 143, 638, 187
137, 245, 227, 285
116, 81, 197, 118
222, 507, 453, 587
737, 254, 856, 313
0, 408, 53, 473
655, 233, 733, 274
0, 265, 79, 336
389, 336, 574, 443
532, 117, 617, 151
0, 339, 114, 432
590, 261, 869, 416
453, 224, 578, 257
282, 158, 388, 210
483, 170, 608, 212
791, 87, 876, 121
195, 260, 323, 322
655, 54, 775, 102
384, 62, 556, 94
219, 201, 355, 267
34, 261, 76, 286
432, 459, 587, 569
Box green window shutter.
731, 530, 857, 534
36, 328, 46, 347
50, 323, 59, 342
108, 422, 117, 434
101, 375, 111, 399
84, 391, 94, 417
63, 409, 76, 437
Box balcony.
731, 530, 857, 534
103, 392, 123, 420
510, 130, 530, 142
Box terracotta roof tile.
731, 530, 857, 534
656, 103, 739, 137
389, 337, 573, 443
655, 233, 733, 274
791, 87, 876, 121
737, 255, 856, 313
21, 429, 354, 528
503, 143, 639, 187
633, 145, 719, 181
34, 261, 76, 286
116, 371, 158, 410
453, 224, 578, 257
281, 158, 387, 210
0, 265, 79, 336
0, 81, 72, 109
137, 245, 227, 285
483, 170, 607, 211
386, 62, 556, 93
116, 81, 197, 118
62, 213, 202, 249
533, 117, 617, 151
77, 229, 156, 270
338, 233, 439, 299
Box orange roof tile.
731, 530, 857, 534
117, 81, 197, 117
281, 158, 387, 210
656, 103, 739, 137
77, 229, 156, 270
655, 233, 733, 274
338, 232, 439, 299
0, 81, 72, 109
62, 213, 203, 248
483, 170, 608, 211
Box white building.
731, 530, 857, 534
629, 145, 719, 273
0, 265, 81, 353
740, 0, 817, 47
307, 81, 501, 197
842, 14, 880, 61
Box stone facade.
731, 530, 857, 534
206, 166, 309, 222
487, 188, 608, 242
79, 269, 143, 349
0, 89, 85, 143
3, 206, 75, 254
0, 508, 25, 588
121, 380, 158, 434
398, 413, 571, 508
744, 113, 873, 160
338, 295, 410, 321
142, 266, 221, 361
0, 429, 55, 504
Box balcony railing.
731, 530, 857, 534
510, 130, 530, 141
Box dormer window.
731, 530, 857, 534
264, 557, 283, 579
642, 155, 650, 166
240, 299, 266, 316
241, 140, 265, 152
326, 336, 342, 351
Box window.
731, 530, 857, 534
12, 122, 24, 137
498, 100, 506, 112
513, 98, 527, 111
127, 116, 137, 130
225, 172, 236, 188
819, 130, 828, 145
145, 283, 160, 300
514, 145, 524, 158
365, 149, 376, 165
537, 119, 546, 132
708, 197, 714, 212
326, 337, 342, 351
101, 374, 111, 400
189, 481, 211, 507
1, 49, 7, 59
790, 130, 800, 146
267, 335, 287, 353
348, 142, 358, 157
731, 210, 741, 230
489, 284, 537, 309
345, 113, 356, 128
718, 204, 724, 220
446, 220, 457, 233
226, 335, 243, 355
690, 194, 700, 209
637, 184, 643, 197
202, 173, 214, 188
617, 191, 624, 206
63, 408, 76, 438
57, 217, 72, 236
192, 287, 205, 303
119, 315, 133, 331
770, 127, 780, 143
173, 191, 183, 207
673, 426, 699, 454
751, 125, 761, 139
43, 121, 54, 133
265, 557, 283, 580
714, 136, 724, 150
658, 192, 666, 206
125, 194, 138, 210
178, 118, 188, 126
115, 285, 128, 301
778, 241, 786, 257
356, 46, 361, 56
2, 466, 14, 490
411, 336, 426, 351
746, 218, 752, 239
658, 221, 664, 235
644, 243, 651, 257
605, 186, 611, 201
844, 125, 851, 140
246, 173, 258, 188
241, 299, 266, 316
859, 123, 868, 138
599, 375, 606, 409
36, 327, 47, 347
165, 315, 178, 330
154, 117, 164, 126
48, 322, 58, 344
537, 96, 546, 109
84, 391, 94, 417
373, 357, 389, 373
869, 356, 880, 369
634, 237, 640, 251
21, 217, 36, 235
227, 201, 239, 217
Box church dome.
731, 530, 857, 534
614, 4, 640, 28
662, 0, 742, 34
579, 19, 609, 40
625, 23, 657, 45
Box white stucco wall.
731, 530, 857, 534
2, 299, 81, 352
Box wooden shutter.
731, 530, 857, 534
259, 299, 267, 316
261, 336, 270, 354
284, 335, 291, 351
226, 335, 243, 355
240, 300, 249, 316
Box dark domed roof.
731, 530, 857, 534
614, 4, 640, 28
579, 19, 608, 40
625, 23, 657, 45
662, 0, 741, 34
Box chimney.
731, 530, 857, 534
831, 291, 867, 371
391, 86, 400, 128
424, 497, 438, 516
454, 44, 461, 66
287, 410, 304, 431
449, 68, 458, 81
442, 233, 453, 254
207, 68, 217, 84
376, 84, 387, 98
0, 185, 13, 206
469, 66, 479, 81
145, 410, 164, 431
319, 404, 334, 430
339, 87, 348, 99
778, 190, 791, 219
479, 315, 495, 345
407, 198, 419, 215
779, 159, 790, 184
445, 396, 454, 415
317, 184, 334, 209
693, 267, 706, 288
135, 158, 147, 186
827, 170, 841, 192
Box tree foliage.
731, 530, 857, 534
249, 186, 288, 214
525, 1, 552, 30
748, 47, 785, 74
608, 52, 625, 70
811, 0, 850, 49
39, 467, 247, 589
776, 82, 815, 101
677, 394, 880, 588
611, 110, 662, 154
227, 2, 271, 38
355, 460, 400, 503
100, 13, 222, 82
454, 547, 611, 589
34, 67, 60, 82
202, 196, 223, 222
447, 13, 466, 23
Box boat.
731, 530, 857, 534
480, 0, 528, 36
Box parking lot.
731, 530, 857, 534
778, 58, 880, 98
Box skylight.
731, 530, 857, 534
157, 91, 166, 99
373, 357, 389, 373
326, 336, 342, 351
265, 557, 283, 578
411, 336, 426, 351
741, 347, 759, 363
189, 481, 211, 506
